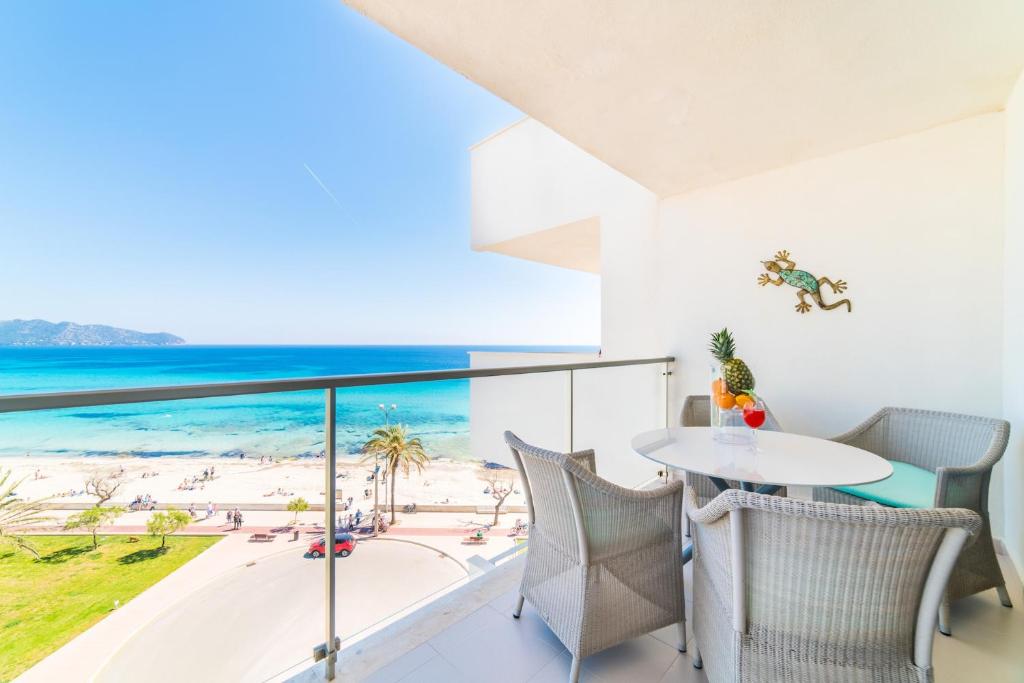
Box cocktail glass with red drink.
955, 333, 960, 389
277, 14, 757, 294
742, 397, 767, 446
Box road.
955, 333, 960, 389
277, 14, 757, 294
96, 539, 467, 683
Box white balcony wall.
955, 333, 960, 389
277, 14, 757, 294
469, 352, 666, 487
469, 352, 586, 467
470, 118, 663, 357
652, 113, 1007, 534
571, 363, 667, 487
655, 114, 1005, 433
1005, 70, 1024, 571
471, 119, 607, 256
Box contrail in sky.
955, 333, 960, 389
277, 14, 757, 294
303, 163, 342, 207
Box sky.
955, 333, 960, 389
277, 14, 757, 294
0, 1, 600, 345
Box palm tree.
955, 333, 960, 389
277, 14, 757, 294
287, 496, 309, 525
0, 469, 53, 559
360, 424, 429, 525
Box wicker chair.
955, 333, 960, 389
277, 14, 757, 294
680, 395, 785, 522
812, 407, 1013, 634
504, 431, 686, 683
686, 488, 981, 683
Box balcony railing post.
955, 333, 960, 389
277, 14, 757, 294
569, 369, 575, 452
664, 362, 673, 483
324, 388, 337, 680
664, 361, 672, 429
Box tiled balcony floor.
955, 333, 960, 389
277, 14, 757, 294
293, 553, 1024, 683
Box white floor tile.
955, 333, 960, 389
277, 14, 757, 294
649, 623, 688, 652
932, 586, 1024, 683
361, 644, 438, 683
580, 635, 680, 683
398, 654, 472, 683
657, 652, 708, 683
428, 605, 562, 683
529, 652, 607, 683
502, 604, 571, 651
489, 588, 522, 614
427, 603, 508, 652
351, 554, 1024, 683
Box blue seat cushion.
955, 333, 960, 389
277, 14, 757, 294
833, 460, 936, 508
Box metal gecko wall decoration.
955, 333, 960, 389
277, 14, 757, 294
758, 250, 852, 313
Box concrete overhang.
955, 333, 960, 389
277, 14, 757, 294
474, 216, 599, 274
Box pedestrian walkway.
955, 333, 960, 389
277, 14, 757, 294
30, 522, 525, 538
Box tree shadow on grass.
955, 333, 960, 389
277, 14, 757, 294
39, 545, 94, 564
118, 547, 169, 564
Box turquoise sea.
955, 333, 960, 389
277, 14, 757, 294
0, 346, 594, 461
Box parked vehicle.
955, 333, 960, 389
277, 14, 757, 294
307, 533, 356, 558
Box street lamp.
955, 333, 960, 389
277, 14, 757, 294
378, 403, 397, 426
372, 403, 397, 536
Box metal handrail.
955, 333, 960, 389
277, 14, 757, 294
0, 356, 673, 413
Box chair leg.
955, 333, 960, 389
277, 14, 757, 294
676, 620, 687, 653
938, 600, 951, 636
569, 656, 581, 683
513, 594, 525, 619
693, 645, 702, 670
997, 584, 1014, 608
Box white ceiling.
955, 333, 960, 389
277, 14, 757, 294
344, 0, 1024, 197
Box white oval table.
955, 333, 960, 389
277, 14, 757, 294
632, 426, 893, 492
631, 427, 893, 562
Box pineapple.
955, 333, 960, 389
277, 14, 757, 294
709, 328, 755, 395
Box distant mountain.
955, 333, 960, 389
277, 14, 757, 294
0, 319, 185, 346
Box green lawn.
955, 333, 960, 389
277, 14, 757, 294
0, 534, 220, 681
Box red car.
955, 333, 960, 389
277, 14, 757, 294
308, 533, 356, 558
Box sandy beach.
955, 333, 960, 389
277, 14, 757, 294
6, 454, 526, 511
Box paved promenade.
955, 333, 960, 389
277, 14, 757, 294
17, 510, 521, 682
28, 508, 526, 538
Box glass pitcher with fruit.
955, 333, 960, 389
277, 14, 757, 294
709, 328, 757, 445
